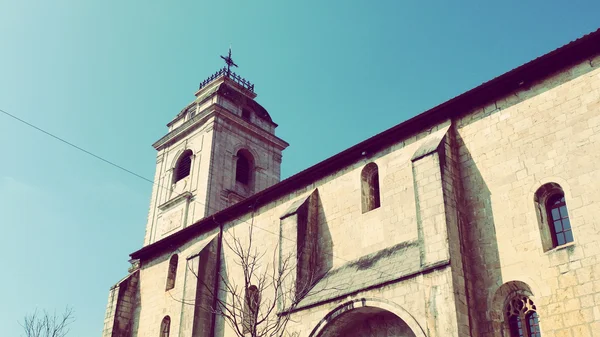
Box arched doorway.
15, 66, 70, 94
310, 299, 425, 337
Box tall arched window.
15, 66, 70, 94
506, 296, 541, 337
361, 163, 380, 213
547, 193, 572, 246
173, 150, 193, 183
534, 182, 573, 251
165, 254, 178, 291
235, 150, 253, 185
243, 285, 260, 334
160, 316, 171, 337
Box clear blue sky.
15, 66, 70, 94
0, 1, 598, 335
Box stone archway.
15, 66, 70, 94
309, 298, 426, 337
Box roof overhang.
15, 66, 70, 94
131, 28, 600, 261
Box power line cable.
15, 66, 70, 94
0, 108, 154, 184
0, 106, 432, 288
0, 106, 222, 211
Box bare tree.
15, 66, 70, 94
20, 307, 75, 337
212, 222, 305, 337
175, 212, 341, 337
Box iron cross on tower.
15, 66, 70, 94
220, 47, 238, 74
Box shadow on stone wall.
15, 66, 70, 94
213, 246, 227, 337
316, 197, 333, 282
318, 307, 417, 337
455, 132, 503, 336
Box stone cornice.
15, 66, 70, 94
158, 191, 193, 211
153, 104, 288, 151
153, 106, 217, 150
214, 105, 289, 150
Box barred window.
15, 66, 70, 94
187, 105, 197, 120
527, 312, 541, 337
534, 183, 574, 251
547, 194, 573, 246
508, 315, 523, 337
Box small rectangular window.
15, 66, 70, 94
242, 108, 251, 121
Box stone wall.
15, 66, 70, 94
129, 117, 464, 336
214, 121, 462, 337
456, 56, 600, 336
143, 122, 215, 245
132, 228, 219, 337
113, 41, 600, 337
102, 271, 139, 337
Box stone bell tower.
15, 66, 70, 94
142, 50, 289, 246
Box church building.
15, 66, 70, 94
103, 29, 600, 337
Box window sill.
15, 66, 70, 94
361, 206, 381, 215
545, 241, 575, 254
158, 191, 193, 211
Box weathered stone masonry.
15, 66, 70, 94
103, 29, 600, 337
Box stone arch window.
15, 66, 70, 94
165, 254, 178, 291
160, 316, 171, 337
506, 296, 541, 337
235, 149, 253, 185
534, 183, 573, 251
243, 285, 259, 334
361, 162, 380, 213
173, 150, 193, 183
